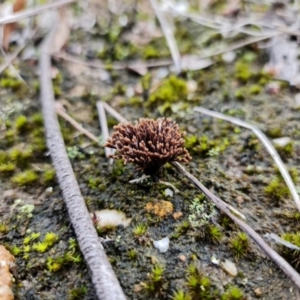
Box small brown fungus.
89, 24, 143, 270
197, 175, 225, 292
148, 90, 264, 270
105, 118, 191, 175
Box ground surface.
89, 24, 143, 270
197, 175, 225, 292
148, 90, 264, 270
1, 1, 300, 299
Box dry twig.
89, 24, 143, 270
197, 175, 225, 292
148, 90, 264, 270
171, 161, 300, 290
194, 106, 300, 213
55, 102, 99, 144
149, 0, 181, 73
39, 27, 126, 300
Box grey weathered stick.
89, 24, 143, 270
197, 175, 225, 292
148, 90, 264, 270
39, 30, 126, 300
0, 0, 74, 25
194, 106, 300, 212
171, 161, 300, 290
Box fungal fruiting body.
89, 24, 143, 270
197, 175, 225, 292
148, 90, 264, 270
105, 118, 191, 175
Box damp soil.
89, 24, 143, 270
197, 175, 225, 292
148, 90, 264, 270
1, 1, 300, 300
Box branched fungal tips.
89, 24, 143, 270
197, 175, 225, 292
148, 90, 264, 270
105, 118, 191, 175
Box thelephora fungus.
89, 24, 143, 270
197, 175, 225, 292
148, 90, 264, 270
105, 118, 191, 175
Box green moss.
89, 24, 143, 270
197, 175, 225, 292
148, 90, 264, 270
0, 151, 7, 164
127, 249, 138, 260
234, 88, 246, 100
9, 147, 33, 167
68, 286, 87, 300
31, 113, 44, 126
229, 232, 249, 259
149, 75, 188, 105
0, 77, 22, 90
249, 84, 262, 95
0, 162, 15, 174
15, 115, 28, 132
4, 129, 15, 145
112, 82, 126, 95
186, 264, 218, 299
10, 245, 22, 256
44, 232, 59, 246
141, 264, 165, 296
234, 62, 252, 82
32, 241, 49, 253
133, 224, 147, 237
143, 46, 160, 59
275, 141, 294, 157
171, 290, 192, 300
264, 177, 290, 202
266, 127, 282, 138
11, 170, 38, 186
207, 225, 223, 243
42, 168, 56, 184
221, 286, 245, 300
0, 222, 9, 234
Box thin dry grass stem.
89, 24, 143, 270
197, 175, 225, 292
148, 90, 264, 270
150, 0, 181, 74
53, 52, 173, 70
265, 233, 300, 251
55, 102, 99, 144
171, 161, 300, 290
0, 42, 27, 75
101, 101, 127, 123
39, 26, 126, 300
96, 101, 113, 157
194, 106, 300, 213
0, 0, 74, 25
105, 118, 191, 175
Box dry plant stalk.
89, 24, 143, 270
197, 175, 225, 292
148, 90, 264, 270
105, 118, 191, 175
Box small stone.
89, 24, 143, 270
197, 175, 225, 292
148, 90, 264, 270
211, 255, 220, 265
187, 80, 197, 93
153, 237, 170, 253
221, 259, 237, 276
178, 255, 186, 262
236, 196, 244, 204
272, 137, 291, 147
222, 51, 236, 63
91, 209, 132, 228
164, 188, 173, 197
254, 287, 263, 297
173, 211, 183, 220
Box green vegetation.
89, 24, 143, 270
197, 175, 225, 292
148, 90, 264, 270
206, 225, 223, 244
221, 286, 245, 300
265, 177, 290, 203
11, 170, 38, 186
133, 224, 147, 237
140, 264, 165, 296
171, 290, 192, 300
229, 232, 249, 259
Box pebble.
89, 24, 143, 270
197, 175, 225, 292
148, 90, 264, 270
272, 137, 291, 147
222, 51, 236, 63
295, 93, 300, 108
173, 211, 183, 220
153, 237, 170, 253
178, 255, 186, 262
221, 259, 237, 276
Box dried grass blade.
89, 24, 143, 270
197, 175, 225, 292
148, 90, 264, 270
194, 106, 300, 213
171, 161, 300, 290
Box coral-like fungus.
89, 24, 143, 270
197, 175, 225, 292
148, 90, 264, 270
105, 118, 191, 175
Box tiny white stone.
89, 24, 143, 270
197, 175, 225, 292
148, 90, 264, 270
164, 188, 173, 197
45, 187, 53, 194
221, 259, 237, 276
91, 209, 132, 228
211, 255, 220, 265
222, 51, 236, 63
272, 137, 291, 147
153, 237, 170, 253
295, 93, 300, 108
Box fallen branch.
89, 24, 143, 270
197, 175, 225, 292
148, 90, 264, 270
39, 28, 126, 300
171, 161, 300, 290
194, 106, 300, 213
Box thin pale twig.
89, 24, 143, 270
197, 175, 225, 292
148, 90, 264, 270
194, 107, 300, 213
96, 101, 113, 157
55, 102, 99, 144
171, 161, 300, 290
101, 102, 127, 123
265, 233, 300, 251
150, 0, 181, 74
0, 0, 74, 25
